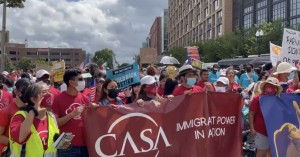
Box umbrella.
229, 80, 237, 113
159, 56, 180, 65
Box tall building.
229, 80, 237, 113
2, 43, 86, 67
233, 0, 300, 29
149, 17, 162, 55
168, 0, 233, 49
161, 9, 169, 53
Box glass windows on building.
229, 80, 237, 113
257, 0, 267, 9
273, 1, 286, 20
291, 0, 300, 17
257, 8, 267, 25
290, 18, 300, 29
244, 13, 253, 29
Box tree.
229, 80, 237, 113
17, 57, 35, 71
0, 0, 26, 8
5, 55, 14, 71
92, 48, 116, 69
167, 47, 186, 66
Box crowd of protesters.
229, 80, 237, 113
0, 61, 299, 157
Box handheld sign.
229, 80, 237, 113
52, 61, 65, 82
281, 28, 300, 67
106, 63, 140, 90
270, 42, 282, 66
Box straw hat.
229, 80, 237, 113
177, 65, 197, 77
273, 62, 297, 75
260, 77, 283, 95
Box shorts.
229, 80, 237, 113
255, 132, 270, 150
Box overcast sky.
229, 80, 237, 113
1, 0, 167, 64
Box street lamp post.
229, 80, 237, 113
0, 0, 7, 72
256, 29, 264, 55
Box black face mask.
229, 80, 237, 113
246, 68, 252, 73
108, 89, 119, 99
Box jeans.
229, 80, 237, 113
58, 146, 89, 157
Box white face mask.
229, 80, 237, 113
215, 86, 226, 93
76, 81, 86, 92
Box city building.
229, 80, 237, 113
168, 0, 233, 49
161, 9, 169, 53
149, 17, 162, 55
139, 48, 158, 67
233, 0, 300, 29
2, 43, 86, 67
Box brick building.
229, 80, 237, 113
149, 17, 162, 55
168, 0, 233, 49
2, 43, 86, 67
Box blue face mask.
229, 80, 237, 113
186, 78, 196, 87
6, 87, 13, 93
288, 72, 295, 80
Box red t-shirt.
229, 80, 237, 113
50, 86, 61, 97
0, 102, 19, 152
157, 87, 164, 96
10, 114, 49, 150
229, 82, 240, 93
0, 90, 13, 110
173, 85, 205, 96
52, 92, 90, 146
196, 81, 215, 92
82, 88, 90, 97
249, 95, 268, 136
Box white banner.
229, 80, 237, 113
281, 28, 300, 67
270, 42, 282, 66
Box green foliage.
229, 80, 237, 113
92, 48, 116, 69
0, 0, 26, 8
168, 20, 285, 63
17, 57, 35, 71
5, 55, 14, 71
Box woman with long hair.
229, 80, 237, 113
98, 79, 123, 106
157, 74, 169, 96
226, 69, 240, 93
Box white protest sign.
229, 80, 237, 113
281, 28, 300, 67
270, 42, 282, 66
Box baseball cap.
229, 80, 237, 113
36, 69, 50, 79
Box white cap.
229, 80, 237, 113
273, 62, 297, 75
216, 77, 229, 85
36, 69, 50, 79
140, 75, 156, 85
2, 71, 9, 76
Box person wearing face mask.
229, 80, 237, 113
173, 65, 205, 96
36, 82, 54, 110
249, 77, 283, 157
214, 77, 229, 93
4, 78, 14, 94
273, 62, 298, 93
98, 79, 123, 106
0, 79, 13, 111
239, 64, 258, 89
0, 79, 30, 156
36, 69, 61, 97
9, 85, 62, 157
208, 64, 220, 83
52, 70, 90, 157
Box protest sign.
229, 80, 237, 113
186, 47, 200, 65
270, 42, 282, 66
166, 65, 177, 78
52, 61, 65, 82
281, 28, 300, 67
106, 63, 140, 89
82, 93, 242, 157
260, 94, 300, 157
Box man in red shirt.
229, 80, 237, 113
173, 65, 205, 96
0, 79, 30, 155
36, 69, 61, 97
52, 70, 90, 157
196, 69, 215, 92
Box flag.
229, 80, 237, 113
83, 53, 90, 65
79, 62, 84, 70
100, 62, 107, 74
89, 86, 97, 102
186, 47, 200, 64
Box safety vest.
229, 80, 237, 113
9, 111, 59, 157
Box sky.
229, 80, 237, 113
1, 0, 167, 64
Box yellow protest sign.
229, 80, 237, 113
166, 66, 177, 78
52, 61, 65, 82
191, 60, 203, 68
